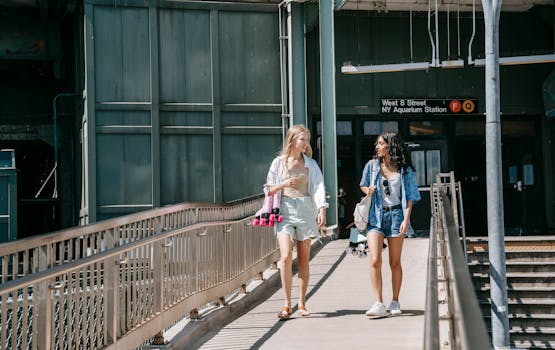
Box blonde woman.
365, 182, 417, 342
265, 125, 328, 319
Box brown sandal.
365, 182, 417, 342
278, 306, 292, 319
297, 305, 310, 317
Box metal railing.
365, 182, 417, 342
0, 196, 263, 285
424, 172, 490, 350
0, 214, 279, 349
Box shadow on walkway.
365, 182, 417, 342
193, 238, 428, 350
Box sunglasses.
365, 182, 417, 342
382, 179, 391, 196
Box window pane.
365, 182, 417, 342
409, 121, 443, 136
508, 166, 518, 184
364, 121, 380, 135
426, 150, 441, 185
382, 121, 398, 133
317, 120, 355, 136
523, 164, 534, 185
337, 121, 352, 135
364, 121, 398, 136
412, 151, 426, 186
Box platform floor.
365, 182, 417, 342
193, 238, 429, 350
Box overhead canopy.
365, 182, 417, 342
339, 0, 552, 12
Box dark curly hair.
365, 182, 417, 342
374, 132, 415, 171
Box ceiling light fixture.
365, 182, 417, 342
472, 54, 555, 67
440, 59, 465, 68
341, 62, 430, 74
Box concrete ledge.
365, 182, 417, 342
148, 230, 337, 350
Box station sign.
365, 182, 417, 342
380, 98, 478, 115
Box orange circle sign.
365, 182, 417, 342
449, 100, 462, 113
462, 100, 475, 113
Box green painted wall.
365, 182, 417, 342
84, 1, 282, 222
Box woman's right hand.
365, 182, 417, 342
283, 177, 297, 189
366, 186, 376, 196
270, 178, 293, 195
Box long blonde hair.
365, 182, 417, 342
280, 124, 313, 159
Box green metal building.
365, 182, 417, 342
0, 0, 553, 239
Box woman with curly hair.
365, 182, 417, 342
359, 132, 420, 317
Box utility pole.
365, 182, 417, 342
481, 0, 510, 348
319, 0, 338, 225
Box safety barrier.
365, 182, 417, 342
0, 196, 263, 284
424, 172, 490, 349
0, 210, 279, 349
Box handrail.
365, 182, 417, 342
0, 195, 263, 283
425, 173, 490, 349
440, 193, 490, 349
0, 216, 279, 350
424, 216, 439, 350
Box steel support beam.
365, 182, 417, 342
289, 2, 307, 125
319, 0, 337, 225
482, 0, 510, 348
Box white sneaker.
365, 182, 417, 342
365, 302, 387, 317
389, 300, 402, 315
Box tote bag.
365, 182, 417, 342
353, 159, 376, 231
353, 195, 372, 231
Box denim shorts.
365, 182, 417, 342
276, 196, 319, 242
368, 208, 404, 238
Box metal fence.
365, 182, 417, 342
0, 196, 263, 285
424, 172, 490, 350
0, 197, 279, 350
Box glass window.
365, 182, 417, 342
409, 121, 443, 136
523, 164, 534, 185
363, 121, 398, 136
412, 151, 426, 186
426, 150, 441, 185
411, 149, 441, 186
316, 121, 353, 136
508, 166, 518, 184
337, 121, 352, 135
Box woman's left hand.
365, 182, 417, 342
399, 219, 409, 236
317, 208, 326, 228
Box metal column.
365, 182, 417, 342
482, 0, 510, 348
289, 2, 307, 125
319, 0, 337, 225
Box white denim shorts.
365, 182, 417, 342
276, 196, 319, 242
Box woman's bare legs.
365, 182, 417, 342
296, 239, 311, 308
367, 231, 385, 303
278, 234, 294, 308
387, 237, 404, 301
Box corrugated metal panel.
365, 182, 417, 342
159, 9, 212, 103
84, 0, 282, 222
220, 11, 281, 104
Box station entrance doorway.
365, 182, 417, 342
320, 117, 446, 237
454, 119, 546, 235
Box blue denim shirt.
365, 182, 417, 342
359, 159, 421, 236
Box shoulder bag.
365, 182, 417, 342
353, 160, 376, 231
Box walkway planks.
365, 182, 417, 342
194, 238, 428, 350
